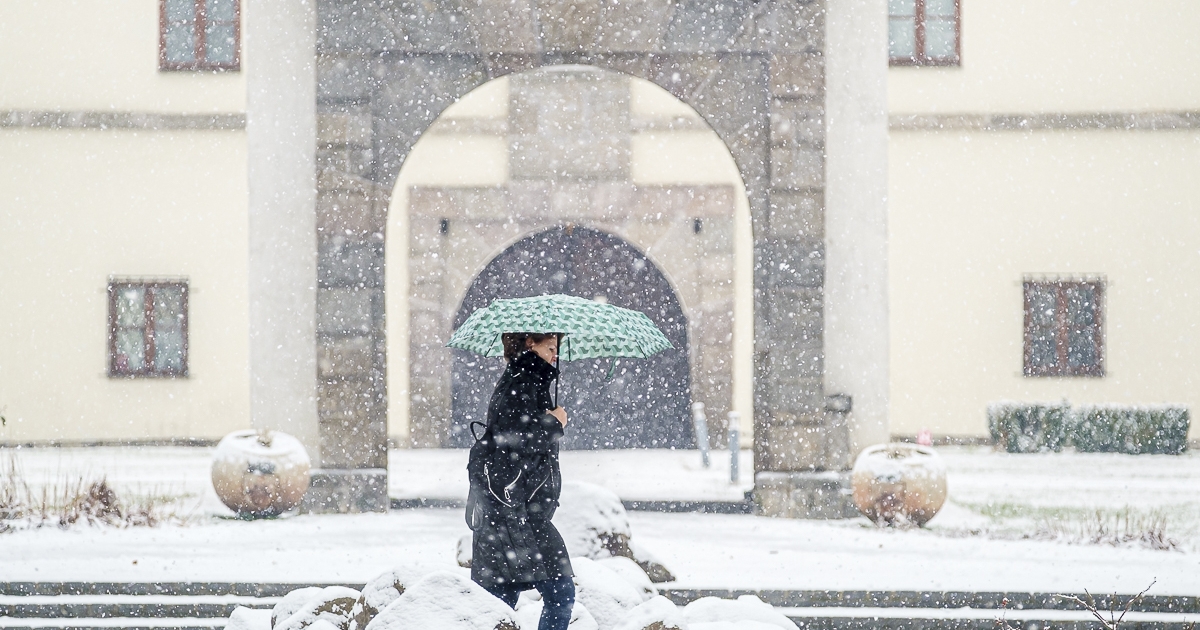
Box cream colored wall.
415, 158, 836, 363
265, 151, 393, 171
888, 129, 1200, 438
0, 0, 244, 113
0, 129, 250, 443
385, 72, 756, 443
889, 0, 1200, 113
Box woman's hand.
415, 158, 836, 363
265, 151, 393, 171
549, 407, 568, 427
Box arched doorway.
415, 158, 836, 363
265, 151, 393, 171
449, 226, 692, 449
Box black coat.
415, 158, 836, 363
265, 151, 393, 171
466, 351, 573, 590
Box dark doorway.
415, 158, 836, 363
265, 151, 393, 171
449, 226, 692, 449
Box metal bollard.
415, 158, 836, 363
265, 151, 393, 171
727, 411, 740, 483
691, 402, 710, 468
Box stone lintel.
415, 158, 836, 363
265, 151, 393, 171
302, 468, 389, 513
890, 111, 1200, 132
0, 110, 246, 130
753, 470, 856, 519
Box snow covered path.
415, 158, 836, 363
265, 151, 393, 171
0, 509, 1196, 597
3, 444, 1199, 596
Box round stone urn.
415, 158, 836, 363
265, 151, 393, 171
851, 443, 947, 527
211, 430, 311, 517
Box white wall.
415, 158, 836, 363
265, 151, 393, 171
888, 129, 1200, 439
889, 0, 1200, 114
0, 0, 245, 113
0, 129, 250, 442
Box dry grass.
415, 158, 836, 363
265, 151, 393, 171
1033, 508, 1180, 551
0, 450, 192, 532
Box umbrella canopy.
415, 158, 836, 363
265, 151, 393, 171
446, 294, 672, 361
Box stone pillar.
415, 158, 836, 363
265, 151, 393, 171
824, 0, 891, 458
246, 0, 319, 460
751, 0, 862, 519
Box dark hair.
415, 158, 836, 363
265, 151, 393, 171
502, 332, 562, 362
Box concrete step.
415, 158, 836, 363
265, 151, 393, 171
1, 583, 1195, 630
0, 595, 277, 619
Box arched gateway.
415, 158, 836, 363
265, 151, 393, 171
450, 226, 692, 450
287, 0, 890, 516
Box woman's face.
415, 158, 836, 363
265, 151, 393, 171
526, 336, 558, 365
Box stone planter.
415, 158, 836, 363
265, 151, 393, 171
851, 443, 947, 527
212, 430, 311, 517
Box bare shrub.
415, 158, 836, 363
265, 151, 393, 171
0, 449, 190, 531
1034, 509, 1179, 551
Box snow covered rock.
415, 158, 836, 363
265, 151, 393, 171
228, 606, 272, 630
211, 429, 311, 517
681, 596, 797, 630
274, 586, 362, 630
514, 598, 599, 630
851, 443, 947, 527
271, 587, 325, 628
612, 596, 689, 630
554, 482, 675, 583
595, 556, 655, 601
556, 482, 632, 558
365, 571, 519, 630
457, 532, 473, 568
572, 557, 646, 630
351, 564, 428, 629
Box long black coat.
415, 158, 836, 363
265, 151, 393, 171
466, 351, 574, 590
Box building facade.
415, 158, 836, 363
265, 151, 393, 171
2, 0, 1197, 509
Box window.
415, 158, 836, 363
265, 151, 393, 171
889, 0, 960, 66
108, 280, 189, 377
1023, 278, 1104, 377
160, 0, 240, 71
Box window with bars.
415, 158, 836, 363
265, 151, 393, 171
1023, 279, 1104, 377
160, 0, 240, 71
889, 0, 960, 66
108, 280, 189, 378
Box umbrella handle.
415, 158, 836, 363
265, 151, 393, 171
554, 355, 560, 409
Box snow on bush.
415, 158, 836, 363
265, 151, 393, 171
227, 606, 272, 630
682, 596, 797, 630
274, 586, 362, 630
611, 596, 689, 630
1071, 404, 1190, 455
365, 571, 519, 630
988, 401, 1190, 455
987, 402, 1069, 453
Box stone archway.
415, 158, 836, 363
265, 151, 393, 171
450, 226, 692, 450
310, 0, 858, 514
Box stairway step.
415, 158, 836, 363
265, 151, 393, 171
782, 606, 1200, 630
0, 619, 225, 630
0, 596, 276, 619
664, 589, 1200, 615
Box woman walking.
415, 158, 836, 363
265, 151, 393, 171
466, 332, 574, 630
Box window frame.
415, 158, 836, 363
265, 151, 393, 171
889, 0, 962, 67
107, 279, 190, 379
1022, 277, 1105, 378
159, 0, 241, 72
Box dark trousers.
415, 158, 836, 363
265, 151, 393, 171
486, 575, 575, 630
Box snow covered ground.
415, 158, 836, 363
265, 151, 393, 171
2, 445, 1198, 596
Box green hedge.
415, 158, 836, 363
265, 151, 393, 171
986, 402, 1190, 454
1071, 405, 1190, 455
987, 402, 1070, 453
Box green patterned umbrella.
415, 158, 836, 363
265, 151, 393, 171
446, 294, 672, 361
